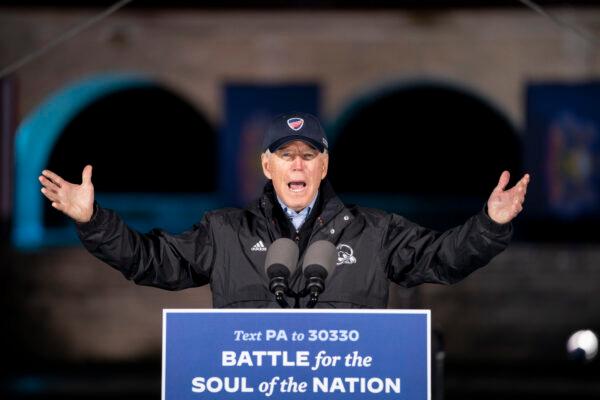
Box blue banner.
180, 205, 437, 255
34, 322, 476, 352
163, 310, 430, 400
526, 82, 600, 221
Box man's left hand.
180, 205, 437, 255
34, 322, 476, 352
487, 170, 530, 224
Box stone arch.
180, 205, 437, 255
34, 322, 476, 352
328, 80, 521, 228
14, 74, 219, 248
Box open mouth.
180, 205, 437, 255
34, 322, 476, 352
288, 181, 307, 192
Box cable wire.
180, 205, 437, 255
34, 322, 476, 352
517, 0, 599, 45
0, 0, 134, 80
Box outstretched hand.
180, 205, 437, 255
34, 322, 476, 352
487, 171, 530, 224
39, 165, 95, 223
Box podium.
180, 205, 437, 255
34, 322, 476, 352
162, 309, 430, 400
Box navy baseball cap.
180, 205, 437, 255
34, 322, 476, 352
263, 112, 329, 153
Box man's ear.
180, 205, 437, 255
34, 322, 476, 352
320, 153, 329, 180
261, 153, 272, 180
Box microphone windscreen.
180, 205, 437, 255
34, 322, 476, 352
302, 240, 337, 279
264, 238, 300, 278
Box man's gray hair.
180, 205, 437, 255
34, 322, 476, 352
263, 148, 328, 157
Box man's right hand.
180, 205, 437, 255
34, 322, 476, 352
39, 165, 95, 223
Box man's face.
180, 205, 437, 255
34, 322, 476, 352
261, 140, 329, 212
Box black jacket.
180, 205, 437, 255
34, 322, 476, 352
76, 180, 512, 308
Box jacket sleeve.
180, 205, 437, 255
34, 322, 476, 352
76, 203, 215, 290
382, 207, 512, 287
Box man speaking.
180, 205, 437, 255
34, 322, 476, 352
38, 112, 529, 308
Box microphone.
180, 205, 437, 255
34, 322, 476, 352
264, 238, 299, 308
301, 240, 337, 308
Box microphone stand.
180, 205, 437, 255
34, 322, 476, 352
270, 276, 292, 308
271, 280, 324, 309
297, 278, 323, 309
273, 288, 308, 309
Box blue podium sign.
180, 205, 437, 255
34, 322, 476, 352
162, 309, 430, 400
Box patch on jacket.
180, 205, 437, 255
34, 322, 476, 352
336, 243, 357, 266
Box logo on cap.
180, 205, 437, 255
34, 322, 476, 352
287, 117, 304, 131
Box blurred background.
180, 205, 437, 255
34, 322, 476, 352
1, 0, 600, 399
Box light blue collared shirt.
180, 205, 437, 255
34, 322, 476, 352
277, 193, 318, 232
